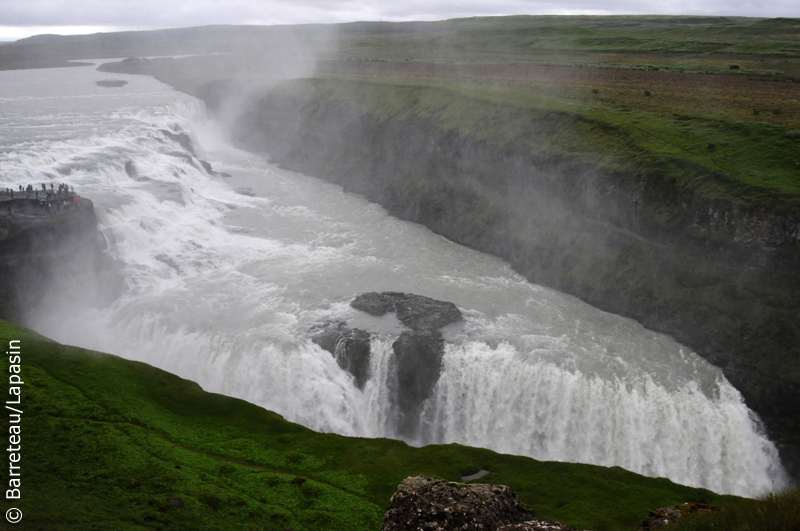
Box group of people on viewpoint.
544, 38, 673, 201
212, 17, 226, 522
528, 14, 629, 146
2, 182, 81, 217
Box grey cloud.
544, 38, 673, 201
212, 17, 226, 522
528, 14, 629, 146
1, 0, 797, 34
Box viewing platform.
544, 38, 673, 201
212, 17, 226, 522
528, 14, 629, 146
1, 189, 92, 241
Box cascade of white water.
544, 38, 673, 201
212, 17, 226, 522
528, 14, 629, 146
423, 341, 783, 495
362, 339, 396, 438
345, 334, 785, 496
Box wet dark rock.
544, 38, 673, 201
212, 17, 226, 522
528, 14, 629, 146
311, 321, 372, 389
349, 292, 460, 437
124, 161, 137, 178
161, 130, 194, 153
637, 503, 721, 531
95, 79, 127, 88
308, 292, 464, 436
381, 476, 538, 531
390, 330, 445, 438
199, 160, 214, 174
352, 291, 462, 331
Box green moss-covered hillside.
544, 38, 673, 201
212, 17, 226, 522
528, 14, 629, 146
0, 320, 738, 531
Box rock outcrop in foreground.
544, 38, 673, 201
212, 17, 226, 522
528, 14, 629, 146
637, 502, 721, 531
382, 476, 577, 531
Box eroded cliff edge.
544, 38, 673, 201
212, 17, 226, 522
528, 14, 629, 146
220, 78, 800, 474
0, 197, 117, 325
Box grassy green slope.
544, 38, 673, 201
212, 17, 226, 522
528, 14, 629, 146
334, 16, 800, 71
1, 320, 738, 531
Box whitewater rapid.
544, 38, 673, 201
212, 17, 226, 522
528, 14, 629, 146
0, 63, 788, 497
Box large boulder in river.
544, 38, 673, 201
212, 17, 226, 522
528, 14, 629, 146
382, 476, 576, 531
390, 330, 445, 437
313, 292, 463, 436
160, 129, 195, 153
351, 292, 462, 331
311, 321, 371, 389
351, 292, 462, 438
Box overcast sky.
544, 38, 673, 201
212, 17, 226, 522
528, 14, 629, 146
1, 0, 796, 42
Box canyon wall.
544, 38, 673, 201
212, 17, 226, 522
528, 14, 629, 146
221, 78, 800, 474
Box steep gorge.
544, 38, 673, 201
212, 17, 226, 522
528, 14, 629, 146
220, 78, 800, 475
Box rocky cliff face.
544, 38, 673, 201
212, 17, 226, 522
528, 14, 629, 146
215, 78, 799, 477
0, 197, 117, 325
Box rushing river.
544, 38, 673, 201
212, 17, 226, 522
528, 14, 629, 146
0, 63, 788, 497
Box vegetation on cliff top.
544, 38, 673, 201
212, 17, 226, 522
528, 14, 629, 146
331, 17, 800, 213
96, 15, 800, 213
333, 15, 800, 72
262, 75, 800, 212
1, 319, 740, 531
